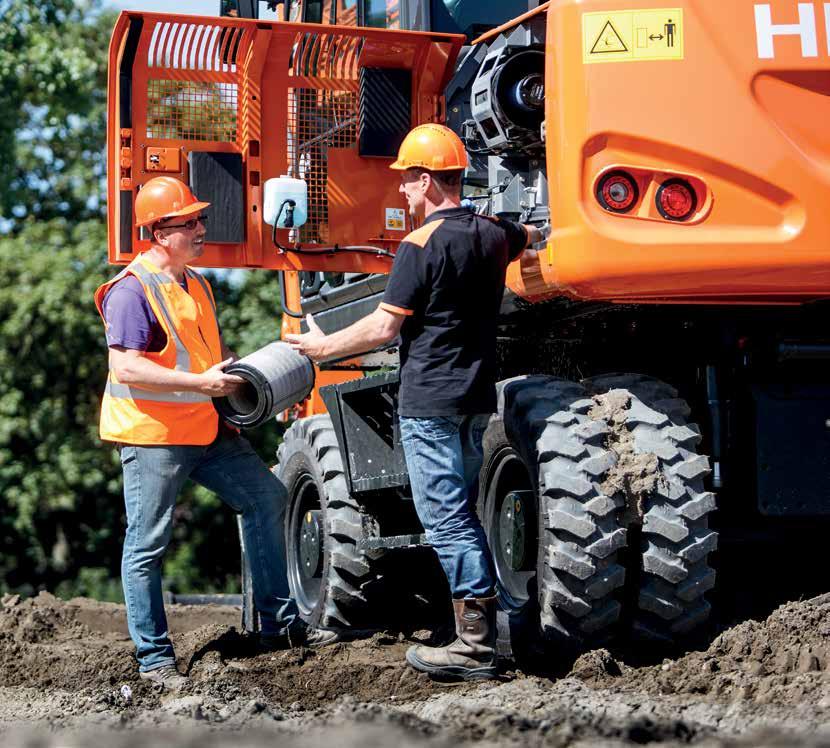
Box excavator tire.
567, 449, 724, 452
584, 374, 718, 644
479, 376, 627, 648
282, 415, 380, 629
275, 415, 382, 630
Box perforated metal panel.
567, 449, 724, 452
188, 151, 244, 242
359, 67, 411, 157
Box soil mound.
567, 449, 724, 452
0, 591, 89, 645
0, 592, 438, 708
183, 628, 438, 708
569, 598, 830, 706
0, 591, 140, 690
2, 593, 830, 745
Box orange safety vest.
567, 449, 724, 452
94, 254, 222, 445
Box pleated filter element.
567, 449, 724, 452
214, 342, 315, 428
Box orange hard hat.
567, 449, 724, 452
389, 124, 469, 172
134, 176, 210, 228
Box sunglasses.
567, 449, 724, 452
158, 214, 209, 231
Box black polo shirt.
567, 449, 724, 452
381, 206, 528, 417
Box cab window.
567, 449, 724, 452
302, 0, 323, 22
300, 0, 399, 28
303, 0, 335, 23
363, 0, 399, 29
336, 0, 357, 25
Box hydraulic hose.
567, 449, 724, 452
213, 341, 315, 428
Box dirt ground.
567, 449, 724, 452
0, 592, 828, 746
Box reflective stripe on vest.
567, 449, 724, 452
128, 261, 192, 373
104, 380, 211, 404
187, 268, 216, 318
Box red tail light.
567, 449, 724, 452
656, 179, 697, 221
597, 171, 638, 213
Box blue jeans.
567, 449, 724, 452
399, 414, 495, 599
119, 432, 297, 672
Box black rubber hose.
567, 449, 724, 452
213, 342, 315, 428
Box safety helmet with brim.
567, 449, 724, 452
135, 176, 211, 228
389, 124, 469, 172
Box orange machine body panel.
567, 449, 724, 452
507, 0, 830, 305
107, 3, 830, 306
106, 12, 464, 273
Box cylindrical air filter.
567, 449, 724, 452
214, 342, 315, 428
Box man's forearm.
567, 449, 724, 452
111, 353, 204, 393
318, 311, 396, 361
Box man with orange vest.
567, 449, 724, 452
96, 177, 325, 690
287, 124, 545, 681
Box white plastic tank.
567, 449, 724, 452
263, 175, 308, 228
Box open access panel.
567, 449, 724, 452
107, 11, 464, 274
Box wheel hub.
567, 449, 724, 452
499, 490, 531, 572
299, 509, 323, 580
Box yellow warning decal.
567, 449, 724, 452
583, 8, 683, 64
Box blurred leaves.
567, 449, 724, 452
0, 0, 113, 229
0, 0, 286, 599
0, 221, 119, 593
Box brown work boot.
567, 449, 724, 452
139, 664, 188, 691
406, 596, 498, 681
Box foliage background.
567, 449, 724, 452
0, 0, 285, 599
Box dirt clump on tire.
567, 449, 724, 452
585, 375, 718, 644
588, 389, 661, 521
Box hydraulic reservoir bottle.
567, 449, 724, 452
263, 175, 308, 228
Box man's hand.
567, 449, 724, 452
285, 314, 328, 362
285, 306, 403, 363
198, 358, 245, 396
524, 223, 551, 248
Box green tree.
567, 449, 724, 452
0, 221, 119, 594
0, 224, 285, 599
0, 0, 288, 599
0, 0, 111, 230
0, 0, 118, 596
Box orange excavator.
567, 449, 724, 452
106, 0, 830, 652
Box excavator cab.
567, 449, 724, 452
219, 0, 532, 37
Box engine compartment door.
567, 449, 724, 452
106, 11, 464, 272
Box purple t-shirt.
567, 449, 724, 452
102, 275, 189, 352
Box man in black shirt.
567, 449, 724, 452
287, 124, 544, 680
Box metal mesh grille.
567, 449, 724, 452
287, 87, 358, 244
146, 79, 238, 142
